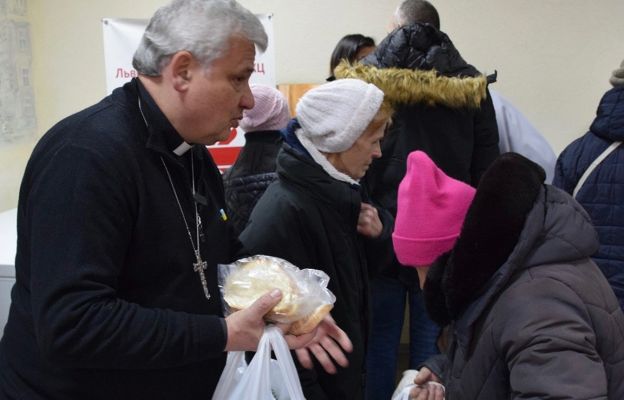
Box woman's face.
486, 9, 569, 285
325, 108, 390, 180
354, 45, 375, 62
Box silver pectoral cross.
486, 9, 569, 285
193, 251, 210, 300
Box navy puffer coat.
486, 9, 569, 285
554, 86, 624, 310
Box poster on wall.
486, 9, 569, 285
0, 3, 37, 144
102, 15, 276, 170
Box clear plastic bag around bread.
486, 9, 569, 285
218, 255, 336, 335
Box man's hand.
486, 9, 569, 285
294, 315, 353, 374
409, 367, 445, 400
224, 289, 284, 351
357, 202, 383, 238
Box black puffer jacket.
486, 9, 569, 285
365, 23, 480, 77
423, 153, 624, 399
240, 146, 370, 400
223, 130, 282, 237
335, 23, 499, 277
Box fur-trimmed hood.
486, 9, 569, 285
334, 23, 488, 108
424, 153, 599, 329
335, 63, 487, 109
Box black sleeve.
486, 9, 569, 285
470, 88, 501, 186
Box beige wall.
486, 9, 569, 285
1, 0, 622, 211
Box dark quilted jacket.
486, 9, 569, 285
553, 86, 624, 310
355, 23, 499, 278
222, 130, 282, 237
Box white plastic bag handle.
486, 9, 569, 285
212, 326, 305, 400
267, 326, 305, 399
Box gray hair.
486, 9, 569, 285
395, 0, 440, 30
132, 0, 267, 76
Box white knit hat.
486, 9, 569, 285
239, 84, 290, 132
295, 79, 384, 153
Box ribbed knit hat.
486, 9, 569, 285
295, 78, 384, 153
393, 151, 476, 267
610, 59, 624, 87
239, 84, 290, 132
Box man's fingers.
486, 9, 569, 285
309, 343, 337, 374
326, 324, 353, 353
319, 335, 349, 367
248, 289, 282, 316
294, 348, 313, 369
284, 329, 316, 349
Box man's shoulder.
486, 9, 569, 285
53, 93, 134, 135
29, 94, 143, 176
42, 93, 139, 149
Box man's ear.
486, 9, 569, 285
169, 51, 196, 92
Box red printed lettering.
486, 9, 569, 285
115, 68, 138, 79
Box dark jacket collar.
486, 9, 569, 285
276, 145, 362, 225
120, 78, 191, 164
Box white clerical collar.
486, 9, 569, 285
173, 142, 193, 156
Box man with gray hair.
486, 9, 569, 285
0, 1, 349, 399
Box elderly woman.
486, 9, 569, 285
393, 152, 624, 400
240, 78, 393, 400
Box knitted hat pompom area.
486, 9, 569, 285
610, 59, 624, 87
239, 84, 290, 132
393, 151, 476, 267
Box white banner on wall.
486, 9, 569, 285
101, 15, 276, 169
102, 15, 276, 93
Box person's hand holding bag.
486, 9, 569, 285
409, 368, 445, 400
225, 289, 317, 351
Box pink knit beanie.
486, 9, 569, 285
393, 151, 476, 267
239, 84, 290, 132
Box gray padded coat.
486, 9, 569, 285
423, 153, 624, 399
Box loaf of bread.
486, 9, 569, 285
223, 257, 300, 323
288, 303, 333, 335
222, 255, 334, 333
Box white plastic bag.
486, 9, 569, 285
212, 326, 305, 400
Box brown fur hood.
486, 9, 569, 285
334, 62, 487, 109
333, 24, 488, 109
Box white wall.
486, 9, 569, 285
0, 208, 17, 334
0, 0, 620, 213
